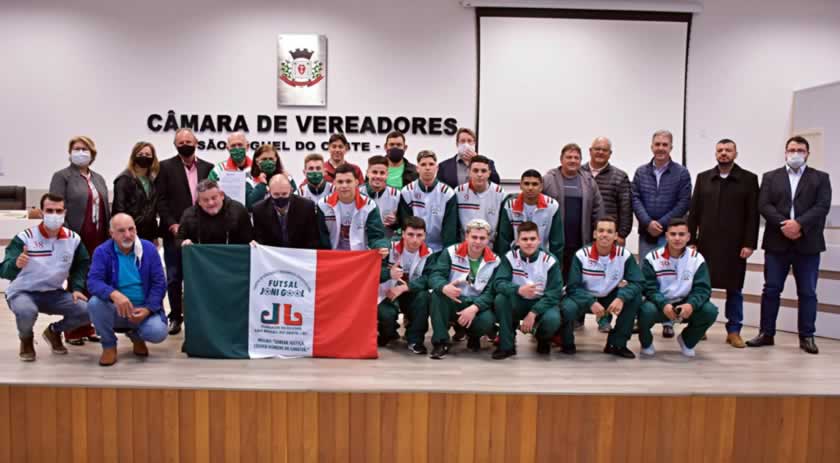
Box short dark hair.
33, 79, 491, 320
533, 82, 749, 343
521, 169, 542, 182
328, 133, 349, 147
403, 216, 426, 231
786, 135, 810, 152
561, 143, 582, 159
595, 215, 618, 229
517, 221, 539, 235
417, 150, 437, 162
716, 138, 737, 150
334, 163, 357, 178
385, 130, 405, 144
666, 216, 689, 231
455, 127, 476, 142
469, 155, 491, 168
367, 155, 388, 168
40, 193, 64, 210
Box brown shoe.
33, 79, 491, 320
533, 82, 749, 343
19, 336, 36, 362
132, 340, 149, 357
42, 325, 68, 354
99, 347, 118, 367
726, 332, 746, 348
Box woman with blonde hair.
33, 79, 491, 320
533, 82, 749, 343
112, 141, 160, 241
49, 135, 110, 344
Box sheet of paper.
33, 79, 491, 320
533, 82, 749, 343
218, 170, 247, 206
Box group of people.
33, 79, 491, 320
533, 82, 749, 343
0, 127, 832, 365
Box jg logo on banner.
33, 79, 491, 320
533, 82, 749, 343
249, 246, 317, 358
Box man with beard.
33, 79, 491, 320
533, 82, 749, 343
688, 139, 759, 348
177, 180, 253, 246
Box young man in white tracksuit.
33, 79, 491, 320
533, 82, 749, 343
398, 150, 459, 253
639, 217, 719, 357
495, 169, 564, 258
362, 155, 402, 239
377, 217, 434, 354
317, 163, 389, 254
428, 219, 501, 359
559, 216, 643, 358
491, 221, 563, 359
455, 155, 507, 246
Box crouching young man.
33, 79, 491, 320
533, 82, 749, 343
559, 216, 642, 358
87, 214, 169, 366
638, 217, 719, 357
378, 216, 434, 354
427, 219, 500, 359
491, 221, 562, 359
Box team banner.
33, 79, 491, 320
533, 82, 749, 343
183, 244, 379, 359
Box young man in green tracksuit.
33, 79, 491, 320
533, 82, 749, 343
377, 216, 434, 354
316, 163, 389, 255
495, 169, 564, 258
639, 217, 719, 357
559, 216, 642, 358
491, 221, 562, 359
427, 218, 501, 359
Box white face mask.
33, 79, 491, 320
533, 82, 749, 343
786, 152, 806, 170
70, 149, 92, 167
43, 213, 65, 231
457, 143, 474, 157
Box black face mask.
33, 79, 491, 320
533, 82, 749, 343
134, 156, 153, 168
177, 145, 196, 157
387, 148, 405, 163
272, 196, 291, 209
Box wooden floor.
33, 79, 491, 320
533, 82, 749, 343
1, 298, 839, 395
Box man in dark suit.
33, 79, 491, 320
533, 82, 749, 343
437, 127, 501, 188
252, 174, 320, 249
747, 136, 832, 354
688, 139, 759, 348
154, 128, 213, 334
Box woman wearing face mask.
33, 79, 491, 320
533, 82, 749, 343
112, 142, 160, 241
49, 135, 111, 344
245, 144, 297, 211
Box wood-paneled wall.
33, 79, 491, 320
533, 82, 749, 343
1, 385, 838, 463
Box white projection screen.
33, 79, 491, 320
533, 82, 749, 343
477, 10, 690, 180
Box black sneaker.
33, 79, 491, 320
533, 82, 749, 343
467, 336, 481, 352
430, 343, 450, 359
662, 325, 675, 338
537, 340, 551, 355
491, 348, 516, 360
561, 344, 577, 355
452, 324, 467, 342
604, 344, 636, 359
168, 319, 183, 335
407, 343, 428, 355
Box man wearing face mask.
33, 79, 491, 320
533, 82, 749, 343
155, 128, 213, 335
688, 139, 759, 348
747, 136, 832, 354
382, 131, 418, 189
86, 214, 169, 366
252, 175, 320, 249
437, 127, 501, 189
1, 194, 91, 362
298, 153, 334, 204
208, 132, 253, 183
178, 180, 253, 247
323, 133, 364, 184
362, 155, 401, 237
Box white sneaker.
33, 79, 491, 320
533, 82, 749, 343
640, 344, 655, 356
677, 334, 695, 357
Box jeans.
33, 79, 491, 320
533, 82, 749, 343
6, 290, 90, 338
760, 251, 820, 337
87, 296, 169, 349
163, 235, 183, 321
638, 235, 672, 328
724, 288, 744, 334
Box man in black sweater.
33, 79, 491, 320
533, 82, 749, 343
177, 180, 253, 247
